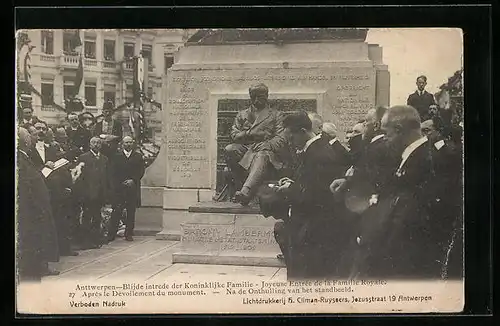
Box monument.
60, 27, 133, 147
156, 28, 390, 266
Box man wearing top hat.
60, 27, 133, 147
224, 83, 288, 205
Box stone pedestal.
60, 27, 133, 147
171, 202, 285, 267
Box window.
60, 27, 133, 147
142, 44, 153, 69
103, 40, 115, 61
41, 81, 54, 106
63, 31, 79, 55
41, 31, 54, 55
103, 84, 116, 105
124, 42, 135, 59
84, 39, 96, 59
84, 81, 97, 107
147, 86, 154, 99
164, 55, 174, 74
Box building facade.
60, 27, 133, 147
20, 29, 196, 141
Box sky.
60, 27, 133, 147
366, 28, 463, 106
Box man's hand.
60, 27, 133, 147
278, 177, 294, 186
330, 178, 347, 194
123, 179, 135, 187
44, 161, 55, 169
276, 181, 293, 193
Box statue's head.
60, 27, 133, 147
249, 83, 269, 110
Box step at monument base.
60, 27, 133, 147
172, 201, 284, 268
172, 250, 286, 268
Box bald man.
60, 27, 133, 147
351, 105, 458, 280
107, 136, 145, 242
75, 137, 110, 249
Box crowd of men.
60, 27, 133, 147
225, 79, 463, 280
16, 101, 145, 282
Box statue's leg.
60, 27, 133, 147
237, 151, 270, 204
224, 143, 248, 192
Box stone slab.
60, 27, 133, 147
179, 214, 279, 253
135, 207, 163, 235
189, 201, 260, 214
172, 251, 285, 268
163, 188, 199, 209
140, 186, 164, 207
156, 210, 193, 241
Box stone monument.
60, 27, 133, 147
156, 28, 390, 266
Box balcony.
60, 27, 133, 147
59, 54, 80, 69
39, 54, 56, 63
84, 58, 98, 67
103, 61, 117, 69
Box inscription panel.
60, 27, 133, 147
181, 224, 279, 252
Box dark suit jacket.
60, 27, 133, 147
92, 120, 123, 158
230, 105, 287, 170
17, 151, 59, 268
18, 116, 41, 129
92, 119, 123, 138
407, 90, 436, 121
28, 142, 60, 170
110, 150, 145, 207
357, 138, 455, 279
66, 126, 91, 154
75, 151, 110, 203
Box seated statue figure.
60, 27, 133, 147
224, 83, 288, 206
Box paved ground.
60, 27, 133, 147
45, 236, 287, 282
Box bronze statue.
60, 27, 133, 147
224, 83, 287, 205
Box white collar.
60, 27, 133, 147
370, 134, 384, 143
398, 136, 428, 171
329, 137, 338, 145
90, 150, 100, 157
123, 149, 132, 157
301, 134, 322, 153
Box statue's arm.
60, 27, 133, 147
230, 111, 249, 143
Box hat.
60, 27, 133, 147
103, 100, 114, 111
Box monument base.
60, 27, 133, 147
171, 201, 285, 268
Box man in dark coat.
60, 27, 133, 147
75, 137, 110, 249
92, 101, 123, 159
407, 75, 437, 122
27, 121, 78, 257
225, 83, 287, 205
28, 121, 60, 170
65, 112, 91, 159
17, 128, 59, 281
351, 105, 458, 279
107, 136, 145, 242
260, 111, 349, 279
